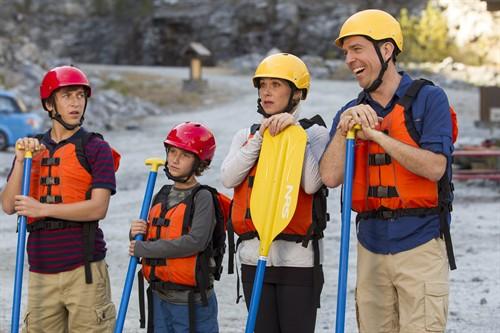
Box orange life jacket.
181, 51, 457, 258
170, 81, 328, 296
141, 184, 230, 289
229, 118, 328, 243
226, 116, 329, 308
351, 79, 458, 270
26, 130, 121, 283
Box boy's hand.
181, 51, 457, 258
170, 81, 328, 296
130, 219, 147, 238
14, 195, 45, 217
15, 137, 46, 161
129, 240, 137, 257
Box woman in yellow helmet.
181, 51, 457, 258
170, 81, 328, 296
221, 53, 330, 333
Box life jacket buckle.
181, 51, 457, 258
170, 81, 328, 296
40, 176, 60, 185
40, 195, 62, 204
41, 157, 60, 166
152, 217, 170, 227
369, 153, 391, 166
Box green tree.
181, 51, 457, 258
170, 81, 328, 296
398, 2, 453, 63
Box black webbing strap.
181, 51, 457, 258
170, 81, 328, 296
188, 292, 196, 333
41, 157, 60, 166
146, 286, 154, 333
312, 238, 324, 309
356, 207, 440, 221
82, 222, 97, 284
438, 176, 457, 270
368, 153, 391, 166
367, 186, 399, 198
399, 79, 434, 144
138, 270, 146, 328
227, 218, 236, 275
40, 195, 62, 204
298, 114, 327, 129
26, 219, 83, 232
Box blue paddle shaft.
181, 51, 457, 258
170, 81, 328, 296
335, 137, 356, 333
245, 257, 267, 333
115, 170, 159, 333
11, 156, 32, 333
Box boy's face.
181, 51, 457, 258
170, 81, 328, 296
47, 86, 87, 126
166, 146, 196, 178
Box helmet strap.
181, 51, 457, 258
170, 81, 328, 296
364, 42, 390, 93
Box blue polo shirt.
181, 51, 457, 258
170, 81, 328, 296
329, 72, 454, 254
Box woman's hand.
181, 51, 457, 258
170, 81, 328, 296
259, 113, 295, 136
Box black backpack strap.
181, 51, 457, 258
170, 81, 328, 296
146, 285, 154, 333
312, 238, 324, 308
399, 79, 434, 144
438, 175, 456, 270
138, 269, 146, 328
250, 123, 260, 135
82, 222, 97, 284
188, 291, 196, 333
299, 114, 327, 129
74, 131, 102, 174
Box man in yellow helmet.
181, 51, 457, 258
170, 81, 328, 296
320, 9, 456, 333
221, 53, 330, 333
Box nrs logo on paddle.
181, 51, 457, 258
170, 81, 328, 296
281, 185, 294, 219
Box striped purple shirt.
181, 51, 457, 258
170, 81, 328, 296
9, 128, 116, 274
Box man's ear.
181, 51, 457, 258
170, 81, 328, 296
382, 41, 395, 62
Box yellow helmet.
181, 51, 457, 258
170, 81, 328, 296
252, 53, 310, 100
335, 9, 403, 53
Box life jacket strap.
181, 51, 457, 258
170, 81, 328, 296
40, 176, 60, 185
41, 157, 60, 166
368, 153, 391, 166
40, 195, 62, 203
367, 186, 399, 198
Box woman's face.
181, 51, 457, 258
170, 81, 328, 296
257, 78, 292, 115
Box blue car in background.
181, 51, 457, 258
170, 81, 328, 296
0, 90, 43, 151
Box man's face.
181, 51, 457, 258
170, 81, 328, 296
48, 86, 87, 125
342, 36, 381, 90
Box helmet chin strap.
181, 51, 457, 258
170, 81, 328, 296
256, 83, 299, 118
364, 42, 391, 93
50, 100, 87, 131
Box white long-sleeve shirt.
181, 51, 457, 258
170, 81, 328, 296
220, 119, 330, 267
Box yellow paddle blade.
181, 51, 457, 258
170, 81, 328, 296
250, 125, 307, 256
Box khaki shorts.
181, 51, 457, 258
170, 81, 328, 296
356, 238, 449, 333
23, 260, 116, 333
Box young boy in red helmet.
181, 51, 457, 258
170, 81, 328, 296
130, 122, 228, 333
1, 65, 118, 331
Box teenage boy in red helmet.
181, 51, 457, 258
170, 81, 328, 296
1, 65, 118, 331
130, 122, 228, 333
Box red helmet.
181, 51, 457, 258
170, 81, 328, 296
40, 66, 91, 109
164, 122, 216, 163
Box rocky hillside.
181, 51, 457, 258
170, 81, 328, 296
0, 0, 498, 130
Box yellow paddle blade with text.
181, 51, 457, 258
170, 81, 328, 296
250, 125, 307, 256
